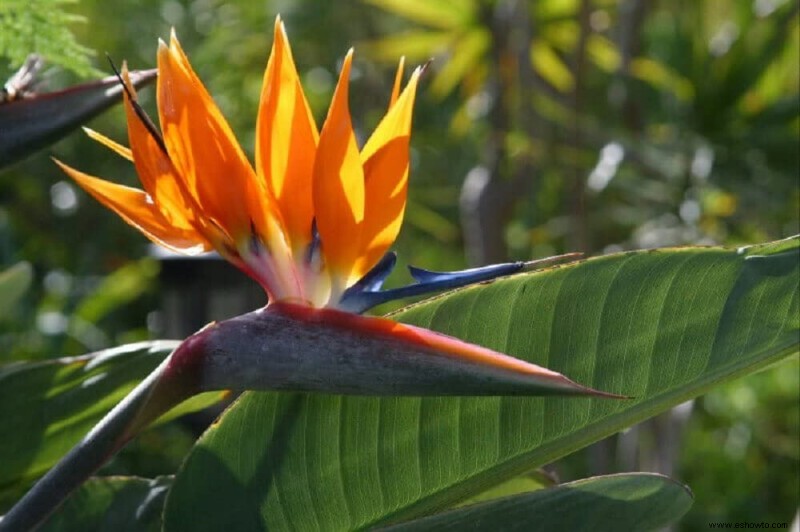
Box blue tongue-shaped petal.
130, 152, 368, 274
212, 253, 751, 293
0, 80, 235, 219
338, 253, 581, 314
407, 263, 522, 285
348, 251, 398, 293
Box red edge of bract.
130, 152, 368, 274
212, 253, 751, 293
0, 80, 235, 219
161, 324, 212, 391
269, 302, 629, 399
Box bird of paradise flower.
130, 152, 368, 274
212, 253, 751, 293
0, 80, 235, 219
54, 17, 616, 399
1, 19, 626, 531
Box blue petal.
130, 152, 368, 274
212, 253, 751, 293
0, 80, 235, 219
407, 263, 523, 285
304, 219, 322, 266
338, 259, 525, 314
344, 252, 397, 294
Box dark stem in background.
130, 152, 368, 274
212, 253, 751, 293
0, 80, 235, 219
616, 0, 648, 133
568, 0, 593, 254
460, 0, 537, 266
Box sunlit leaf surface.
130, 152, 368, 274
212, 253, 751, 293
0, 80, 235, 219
163, 237, 799, 530
0, 262, 32, 318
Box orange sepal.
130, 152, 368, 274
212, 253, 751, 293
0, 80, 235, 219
361, 66, 420, 163
353, 67, 421, 277
389, 56, 405, 108
256, 17, 319, 252
156, 34, 276, 244
120, 67, 203, 235
55, 159, 210, 253
312, 50, 365, 284
83, 128, 132, 161
353, 136, 410, 278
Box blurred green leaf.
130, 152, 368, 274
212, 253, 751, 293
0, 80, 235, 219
0, 262, 32, 318
429, 28, 489, 97
630, 57, 695, 101
384, 473, 693, 532
0, 0, 101, 78
530, 40, 573, 92
710, 2, 798, 120
74, 258, 159, 324
363, 30, 452, 62
585, 34, 620, 73
363, 0, 491, 100
678, 355, 799, 527
40, 476, 171, 532
364, 0, 472, 29
0, 341, 177, 510
163, 237, 798, 530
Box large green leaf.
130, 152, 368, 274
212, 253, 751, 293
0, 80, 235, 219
456, 469, 552, 508
164, 238, 799, 530
384, 473, 693, 532
40, 476, 171, 532
0, 342, 178, 509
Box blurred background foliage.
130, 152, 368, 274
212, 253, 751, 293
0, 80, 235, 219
0, 0, 797, 528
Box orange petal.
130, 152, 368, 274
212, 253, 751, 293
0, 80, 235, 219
120, 66, 203, 235
389, 56, 405, 109
83, 127, 132, 161
353, 136, 410, 278
353, 67, 421, 277
361, 66, 420, 163
256, 18, 319, 252
313, 50, 365, 283
55, 160, 210, 253
156, 33, 276, 244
